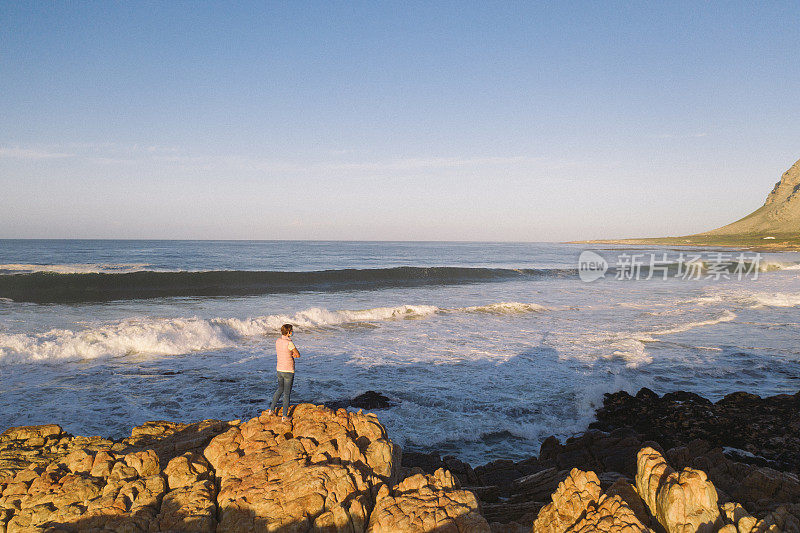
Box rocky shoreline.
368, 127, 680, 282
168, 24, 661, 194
1, 389, 798, 532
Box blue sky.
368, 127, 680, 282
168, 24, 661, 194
1, 1, 798, 240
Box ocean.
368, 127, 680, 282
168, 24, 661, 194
1, 240, 799, 465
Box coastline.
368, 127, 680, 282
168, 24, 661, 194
568, 235, 800, 252
2, 388, 798, 532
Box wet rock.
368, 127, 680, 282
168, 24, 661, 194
593, 389, 800, 473
475, 459, 528, 490
326, 391, 397, 411
403, 450, 446, 474
350, 391, 396, 410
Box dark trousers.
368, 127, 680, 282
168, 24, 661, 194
269, 371, 294, 417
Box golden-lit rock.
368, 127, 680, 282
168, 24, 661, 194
367, 468, 489, 533
205, 403, 400, 533
635, 447, 721, 533
532, 468, 602, 533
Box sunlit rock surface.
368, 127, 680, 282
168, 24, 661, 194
1, 393, 799, 533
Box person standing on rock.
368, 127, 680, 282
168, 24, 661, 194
267, 324, 300, 421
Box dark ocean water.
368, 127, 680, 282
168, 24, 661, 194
1, 240, 799, 464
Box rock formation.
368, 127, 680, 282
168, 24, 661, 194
0, 405, 489, 533
1, 391, 799, 532
635, 447, 721, 532
591, 389, 800, 473
367, 468, 489, 532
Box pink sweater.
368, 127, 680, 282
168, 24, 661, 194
275, 336, 296, 373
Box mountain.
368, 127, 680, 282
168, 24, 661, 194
696, 157, 800, 237
573, 157, 800, 249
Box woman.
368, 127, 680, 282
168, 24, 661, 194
267, 323, 300, 421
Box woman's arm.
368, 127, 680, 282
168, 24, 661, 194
289, 340, 300, 358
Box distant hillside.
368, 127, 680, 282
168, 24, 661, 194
574, 157, 800, 249
696, 157, 800, 237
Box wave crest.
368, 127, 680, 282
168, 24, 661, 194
0, 263, 151, 275
748, 292, 800, 308
0, 267, 573, 303
0, 301, 543, 364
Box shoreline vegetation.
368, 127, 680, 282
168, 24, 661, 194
568, 234, 800, 252
1, 388, 798, 532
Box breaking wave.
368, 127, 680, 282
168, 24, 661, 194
747, 292, 800, 308
0, 263, 152, 274
0, 301, 545, 363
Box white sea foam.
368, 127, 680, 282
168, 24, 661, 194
759, 260, 800, 272
562, 310, 737, 369
0, 263, 151, 274
747, 292, 800, 308
0, 301, 543, 363
645, 310, 737, 336
460, 302, 547, 314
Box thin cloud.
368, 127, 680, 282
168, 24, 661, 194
321, 156, 534, 172
654, 132, 709, 139
2, 142, 585, 176
0, 147, 74, 159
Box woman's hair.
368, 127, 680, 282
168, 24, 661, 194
280, 324, 293, 335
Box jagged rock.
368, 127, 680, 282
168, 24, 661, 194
122, 418, 231, 465
0, 425, 63, 444
5, 390, 800, 533
754, 503, 800, 532
204, 403, 400, 533
1, 448, 166, 532
325, 391, 397, 412
689, 448, 800, 517
720, 502, 758, 532
512, 467, 568, 501
530, 467, 653, 532
717, 501, 800, 533
635, 447, 721, 532
163, 451, 212, 490
367, 468, 489, 532
593, 389, 800, 473
532, 468, 602, 533
157, 479, 216, 533
606, 478, 652, 527
0, 424, 117, 486
569, 493, 654, 532
157, 452, 216, 533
